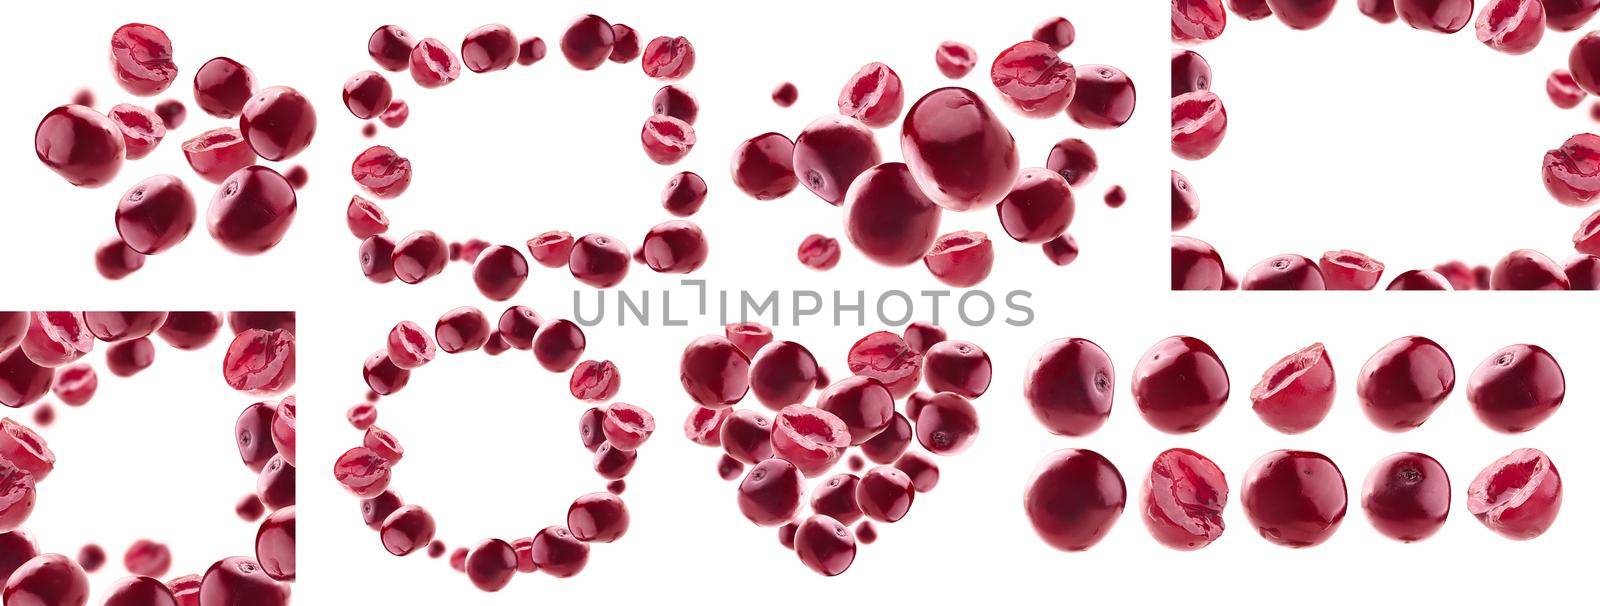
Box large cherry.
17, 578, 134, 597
1131, 336, 1229, 434
900, 87, 1018, 211
1024, 449, 1125, 552
843, 163, 942, 266
1356, 336, 1455, 431
1467, 344, 1564, 433
1362, 452, 1450, 542
1241, 450, 1347, 548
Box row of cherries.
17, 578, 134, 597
346, 16, 710, 298
34, 24, 316, 280
680, 321, 984, 575
1024, 335, 1563, 436
337, 304, 650, 592
1025, 446, 1561, 552
0, 311, 297, 605
1172, 3, 1600, 287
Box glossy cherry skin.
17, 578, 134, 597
116, 175, 195, 255
519, 37, 548, 65
0, 531, 38, 588
105, 338, 155, 377
1132, 336, 1229, 434
839, 62, 904, 128
1172, 50, 1212, 98
934, 41, 977, 78
662, 171, 707, 216
1250, 343, 1336, 434
367, 25, 415, 71
110, 23, 177, 95
101, 575, 178, 606
1266, 0, 1338, 28
255, 454, 295, 510
815, 376, 894, 445
843, 162, 943, 267
1387, 269, 1454, 290
719, 410, 773, 464
1476, 0, 1545, 54
568, 234, 630, 288
1069, 65, 1136, 129
1143, 448, 1227, 551
1543, 133, 1600, 206
738, 458, 804, 526
254, 506, 294, 581
1362, 452, 1450, 542
1566, 253, 1600, 288
997, 169, 1074, 244
1047, 138, 1098, 189
95, 239, 145, 280
1024, 338, 1115, 436
1173, 0, 1227, 41
793, 116, 881, 205
1320, 249, 1385, 290
1357, 336, 1455, 431
233, 400, 279, 469
750, 341, 820, 410
35, 105, 124, 187
0, 348, 55, 409
1242, 254, 1326, 290
1467, 344, 1564, 433
465, 540, 517, 592
3, 554, 88, 606
1231, 0, 1275, 19
358, 236, 396, 283
730, 133, 798, 200
1491, 249, 1571, 290
640, 221, 708, 274
680, 336, 751, 407
901, 88, 1018, 211
1545, 0, 1600, 30
157, 312, 222, 350
391, 231, 447, 284
859, 412, 912, 465
1397, 0, 1475, 32
1468, 448, 1562, 540
199, 557, 288, 606
561, 15, 615, 70
856, 467, 915, 523
793, 515, 855, 577
652, 85, 699, 124
912, 392, 979, 455
990, 41, 1076, 118
533, 320, 586, 372
462, 24, 517, 73
83, 311, 167, 342
609, 24, 640, 62
1242, 450, 1347, 547
1360, 0, 1401, 21
193, 57, 257, 119
380, 506, 437, 555
1044, 235, 1080, 265
1171, 91, 1227, 160
208, 166, 297, 255
1172, 236, 1225, 290
530, 527, 589, 577
239, 87, 315, 162
1024, 449, 1125, 551
922, 340, 991, 398
1169, 171, 1200, 231
472, 246, 528, 301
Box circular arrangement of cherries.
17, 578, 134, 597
34, 24, 316, 281
0, 310, 298, 605
344, 15, 712, 297
734, 17, 1134, 284
336, 303, 650, 592
1019, 333, 1564, 550
1171, 0, 1600, 290
679, 320, 988, 575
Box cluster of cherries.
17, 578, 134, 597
345, 15, 712, 297
678, 321, 988, 575
730, 17, 1135, 285
1171, 0, 1600, 290
0, 311, 297, 605
336, 304, 650, 593
33, 24, 315, 280
1019, 333, 1564, 550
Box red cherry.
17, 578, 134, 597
3, 554, 88, 606
1024, 449, 1125, 551
1476, 0, 1546, 54
1142, 448, 1227, 551
1242, 254, 1326, 290
1266, 0, 1339, 28
794, 515, 855, 576
901, 88, 1018, 211
1171, 91, 1227, 160
1467, 344, 1565, 432
195, 57, 257, 119
838, 63, 904, 128
1172, 236, 1225, 290
1241, 450, 1347, 547
1357, 336, 1455, 431
1362, 452, 1450, 542
34, 105, 124, 188
1249, 343, 1336, 434
1467, 449, 1562, 540
738, 459, 804, 526
1132, 336, 1229, 434
1320, 249, 1385, 290
730, 133, 798, 200
1068, 65, 1137, 129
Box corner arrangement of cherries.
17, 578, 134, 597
33, 24, 316, 281
339, 13, 1135, 295
0, 311, 297, 605
1172, 0, 1600, 290
335, 303, 648, 593
1019, 333, 1563, 551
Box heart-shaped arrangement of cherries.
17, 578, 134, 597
1171, 0, 1600, 290
0, 311, 297, 605
678, 321, 988, 575
343, 15, 712, 298
336, 303, 652, 593
33, 24, 316, 281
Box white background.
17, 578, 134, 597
1173, 6, 1598, 281
1, 1, 1595, 605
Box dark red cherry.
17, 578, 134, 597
719, 410, 774, 464
361, 351, 409, 395
82, 311, 166, 342
110, 23, 176, 95
208, 166, 297, 255
341, 71, 392, 120
462, 24, 517, 73
1319, 250, 1385, 290
1232, 0, 1275, 19
912, 392, 979, 455
431, 308, 487, 355
569, 493, 631, 545
1068, 65, 1136, 129
662, 171, 707, 216
1360, 0, 1401, 21
34, 105, 124, 187
95, 239, 146, 280
560, 15, 615, 70
1476, 0, 1546, 54
391, 231, 447, 284
793, 116, 881, 205
989, 41, 1076, 118
194, 57, 256, 119
933, 41, 976, 78
464, 539, 516, 592
358, 235, 396, 283
1171, 91, 1227, 160
525, 231, 574, 268
254, 506, 294, 581
1172, 50, 1212, 98
519, 37, 547, 65
1142, 448, 1227, 551
922, 340, 991, 398
839, 62, 904, 128
1170, 170, 1198, 230
1242, 450, 1347, 547
199, 557, 287, 606
1132, 336, 1229, 433
529, 320, 583, 373
924, 231, 994, 287
738, 458, 804, 526
1362, 452, 1450, 542
771, 82, 799, 107
750, 341, 820, 410
3, 554, 88, 606
771, 405, 851, 477
894, 452, 939, 493
239, 87, 315, 162
1467, 448, 1562, 540
1468, 344, 1564, 433
793, 515, 855, 577
997, 168, 1075, 244
680, 336, 751, 407
1242, 254, 1326, 290
1033, 16, 1076, 49
859, 412, 911, 464
1357, 336, 1455, 431
1047, 138, 1098, 188
360, 491, 402, 531
1397, 0, 1475, 32
901, 88, 1018, 211
816, 376, 895, 444
593, 442, 637, 480
1250, 343, 1335, 434
182, 128, 255, 185
367, 25, 415, 71
1266, 0, 1339, 28
1173, 0, 1227, 41
810, 474, 863, 525
0, 348, 54, 409
1565, 253, 1600, 288
856, 466, 915, 523
731, 133, 798, 200
1024, 338, 1114, 437
529, 527, 588, 577
640, 221, 708, 274
472, 246, 528, 301
115, 175, 194, 255
901, 322, 946, 354
101, 575, 178, 606
256, 455, 295, 510
1386, 269, 1454, 290
1542, 133, 1600, 206
641, 36, 695, 80
105, 337, 155, 377
1492, 249, 1571, 290
1545, 0, 1600, 31
569, 234, 630, 288
156, 312, 221, 350
1172, 236, 1225, 290
408, 38, 460, 88
0, 531, 38, 588
843, 163, 942, 267
652, 85, 699, 124
1024, 449, 1125, 551
609, 24, 640, 63
109, 104, 165, 160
